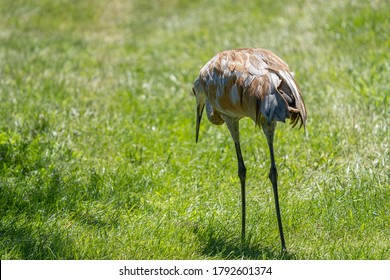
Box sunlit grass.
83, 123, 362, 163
0, 0, 389, 259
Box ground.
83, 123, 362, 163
0, 0, 389, 259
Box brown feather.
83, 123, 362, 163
193, 48, 306, 130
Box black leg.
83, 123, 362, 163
234, 141, 247, 243
268, 144, 286, 251
262, 121, 286, 252
224, 117, 246, 243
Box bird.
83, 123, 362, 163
192, 48, 307, 252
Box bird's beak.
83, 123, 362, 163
196, 103, 204, 143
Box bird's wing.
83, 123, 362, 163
252, 49, 307, 128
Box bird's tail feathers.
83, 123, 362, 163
267, 69, 307, 129
257, 72, 290, 126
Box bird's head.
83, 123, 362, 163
192, 85, 205, 143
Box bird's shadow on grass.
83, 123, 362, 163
193, 225, 295, 260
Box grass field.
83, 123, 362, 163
0, 0, 389, 259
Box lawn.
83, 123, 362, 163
0, 0, 389, 259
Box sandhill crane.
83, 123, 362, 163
192, 48, 306, 252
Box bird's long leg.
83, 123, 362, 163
234, 140, 246, 244
224, 117, 247, 244
262, 120, 287, 252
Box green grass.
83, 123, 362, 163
0, 0, 389, 259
